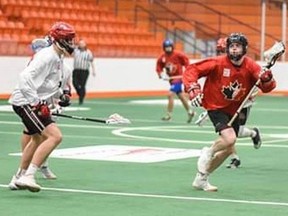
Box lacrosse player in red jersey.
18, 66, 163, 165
183, 32, 276, 191
195, 37, 262, 169
8, 21, 76, 192
156, 39, 195, 123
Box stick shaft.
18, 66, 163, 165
169, 75, 182, 80
52, 113, 106, 123
228, 79, 260, 126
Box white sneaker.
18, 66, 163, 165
8, 175, 20, 190
15, 175, 41, 192
197, 147, 213, 173
192, 173, 218, 192
40, 166, 57, 179
161, 114, 171, 121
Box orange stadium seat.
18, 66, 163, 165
0, 0, 168, 57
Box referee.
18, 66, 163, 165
72, 39, 96, 105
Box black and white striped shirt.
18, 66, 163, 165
73, 48, 94, 70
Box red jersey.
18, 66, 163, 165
156, 50, 189, 83
183, 55, 276, 115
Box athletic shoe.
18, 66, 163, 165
192, 173, 218, 192
15, 175, 41, 192
226, 158, 241, 168
40, 166, 57, 179
197, 147, 213, 173
195, 111, 209, 126
8, 175, 20, 190
161, 115, 171, 121
187, 111, 195, 123
252, 127, 262, 149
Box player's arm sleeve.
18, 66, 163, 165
53, 65, 72, 100
156, 57, 164, 77
19, 58, 49, 105
180, 52, 190, 68
88, 50, 96, 75
63, 65, 72, 93
182, 59, 214, 92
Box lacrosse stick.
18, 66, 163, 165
195, 111, 209, 126
169, 75, 183, 80
228, 41, 285, 126
52, 113, 131, 125
160, 72, 183, 81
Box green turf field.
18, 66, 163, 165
0, 95, 288, 216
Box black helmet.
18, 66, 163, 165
226, 33, 248, 61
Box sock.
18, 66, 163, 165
15, 168, 26, 178
230, 154, 240, 160
25, 164, 39, 176
41, 160, 48, 168
206, 146, 214, 158
251, 129, 257, 138
188, 109, 194, 115
238, 126, 253, 138
198, 171, 210, 179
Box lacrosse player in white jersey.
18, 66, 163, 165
8, 21, 76, 192
8, 36, 73, 190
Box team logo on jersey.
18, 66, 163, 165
165, 63, 176, 74
222, 80, 245, 100
223, 68, 230, 77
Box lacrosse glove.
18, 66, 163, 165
58, 94, 71, 107
187, 83, 203, 107
160, 71, 169, 81
260, 69, 273, 83
32, 100, 50, 118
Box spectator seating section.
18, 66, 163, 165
0, 0, 163, 57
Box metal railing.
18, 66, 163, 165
134, 3, 217, 57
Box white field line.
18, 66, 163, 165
111, 126, 288, 147
0, 184, 287, 207
1, 121, 288, 147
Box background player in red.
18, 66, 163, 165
156, 39, 195, 123
183, 33, 276, 191
195, 37, 262, 169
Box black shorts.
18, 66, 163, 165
208, 110, 240, 136
12, 105, 54, 135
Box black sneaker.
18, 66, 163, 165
226, 158, 241, 168
252, 127, 262, 149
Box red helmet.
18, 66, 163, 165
49, 22, 76, 54
216, 37, 227, 55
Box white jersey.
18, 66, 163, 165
47, 62, 72, 106
9, 46, 70, 106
